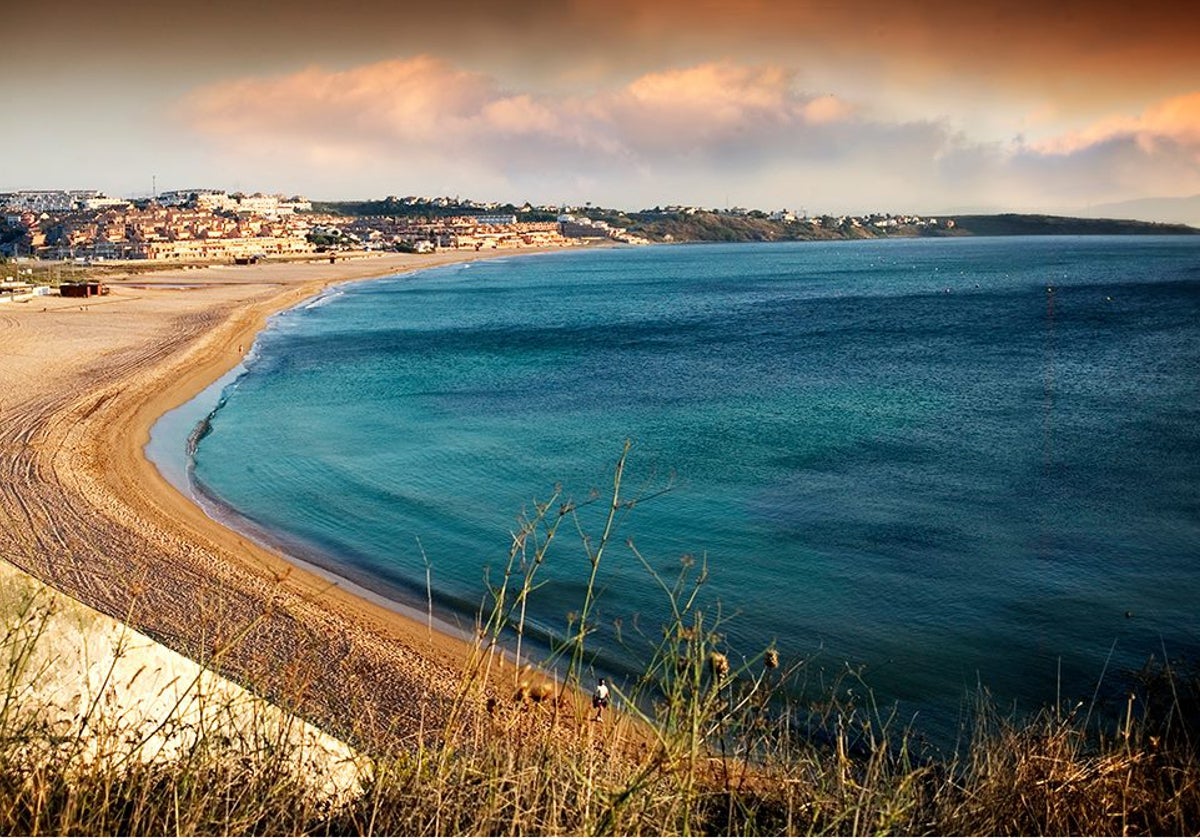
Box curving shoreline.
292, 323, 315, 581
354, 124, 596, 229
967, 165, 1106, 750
0, 249, 560, 743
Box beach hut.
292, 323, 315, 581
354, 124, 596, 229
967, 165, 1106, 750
59, 281, 109, 298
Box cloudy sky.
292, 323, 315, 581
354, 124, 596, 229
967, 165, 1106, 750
4, 0, 1198, 214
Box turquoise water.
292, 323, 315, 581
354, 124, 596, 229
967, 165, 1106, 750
164, 237, 1200, 733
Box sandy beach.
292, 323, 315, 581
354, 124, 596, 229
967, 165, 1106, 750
0, 250, 549, 743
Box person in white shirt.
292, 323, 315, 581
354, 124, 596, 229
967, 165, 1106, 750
592, 678, 610, 722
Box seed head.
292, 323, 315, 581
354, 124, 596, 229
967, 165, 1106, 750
709, 651, 730, 679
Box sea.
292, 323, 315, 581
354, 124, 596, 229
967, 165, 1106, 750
149, 236, 1200, 739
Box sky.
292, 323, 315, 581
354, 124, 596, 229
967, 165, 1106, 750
4, 0, 1199, 215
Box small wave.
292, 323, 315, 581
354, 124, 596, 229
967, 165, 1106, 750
304, 290, 344, 309
185, 376, 242, 461
185, 414, 213, 459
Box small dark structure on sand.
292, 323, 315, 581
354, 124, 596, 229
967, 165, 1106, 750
59, 281, 109, 298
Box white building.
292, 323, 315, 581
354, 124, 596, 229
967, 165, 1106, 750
1, 190, 110, 212
81, 196, 131, 211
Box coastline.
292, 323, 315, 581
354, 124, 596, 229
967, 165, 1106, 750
0, 248, 566, 743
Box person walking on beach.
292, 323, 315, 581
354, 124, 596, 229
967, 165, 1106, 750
592, 678, 610, 722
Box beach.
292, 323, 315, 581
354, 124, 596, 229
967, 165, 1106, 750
0, 250, 541, 743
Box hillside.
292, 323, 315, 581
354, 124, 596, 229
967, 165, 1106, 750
311, 200, 1199, 244
623, 211, 1199, 242
946, 213, 1199, 237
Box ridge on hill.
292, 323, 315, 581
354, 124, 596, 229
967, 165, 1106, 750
312, 199, 1199, 243
620, 210, 1199, 242
945, 213, 1199, 237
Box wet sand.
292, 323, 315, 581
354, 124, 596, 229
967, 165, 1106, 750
0, 250, 555, 743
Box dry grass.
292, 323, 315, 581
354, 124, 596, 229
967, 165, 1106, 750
3, 445, 1197, 835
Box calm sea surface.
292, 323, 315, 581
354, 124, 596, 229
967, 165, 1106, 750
154, 237, 1200, 734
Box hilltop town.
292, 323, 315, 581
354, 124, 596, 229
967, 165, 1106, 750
3, 189, 1196, 271
0, 189, 651, 264
0, 188, 966, 266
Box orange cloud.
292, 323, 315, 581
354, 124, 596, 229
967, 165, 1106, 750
1140, 93, 1200, 150
1031, 92, 1200, 160
803, 95, 856, 125
623, 63, 794, 119
593, 62, 860, 157
186, 56, 496, 152
184, 57, 865, 166
970, 91, 1200, 206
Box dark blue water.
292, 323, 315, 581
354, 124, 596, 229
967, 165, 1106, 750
179, 237, 1200, 732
